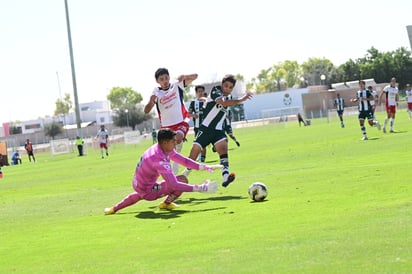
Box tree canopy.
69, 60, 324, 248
44, 122, 64, 140
112, 104, 152, 131
247, 47, 412, 93
107, 87, 143, 109
54, 93, 72, 116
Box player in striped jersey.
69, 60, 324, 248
334, 93, 345, 128
188, 85, 207, 162
350, 80, 376, 140
182, 74, 253, 187
378, 77, 399, 133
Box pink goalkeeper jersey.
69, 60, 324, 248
152, 80, 190, 127
133, 143, 200, 195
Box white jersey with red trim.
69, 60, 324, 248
382, 85, 398, 106
152, 80, 190, 127
406, 89, 412, 103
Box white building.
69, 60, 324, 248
0, 100, 112, 136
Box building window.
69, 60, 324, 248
24, 123, 41, 130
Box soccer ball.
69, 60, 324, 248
248, 182, 268, 202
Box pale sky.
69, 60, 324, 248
1, 0, 411, 124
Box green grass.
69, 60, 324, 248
0, 112, 411, 274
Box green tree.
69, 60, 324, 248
107, 87, 143, 109
281, 60, 301, 88
269, 63, 288, 91
54, 93, 72, 116
112, 104, 152, 131
301, 57, 335, 86
252, 68, 276, 94
339, 59, 361, 82
44, 122, 63, 140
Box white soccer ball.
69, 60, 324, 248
248, 182, 268, 202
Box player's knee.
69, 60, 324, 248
176, 175, 188, 184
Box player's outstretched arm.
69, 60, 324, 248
178, 74, 198, 86
217, 91, 254, 108
144, 95, 157, 114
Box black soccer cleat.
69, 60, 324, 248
222, 173, 236, 187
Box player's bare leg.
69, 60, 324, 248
181, 144, 201, 177
390, 113, 396, 132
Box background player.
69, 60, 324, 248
334, 93, 345, 128
379, 77, 399, 133
144, 68, 198, 174
96, 125, 109, 159
104, 128, 221, 214
350, 80, 375, 140
189, 85, 207, 162
405, 83, 412, 120
24, 139, 36, 162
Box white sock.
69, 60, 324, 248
172, 142, 183, 174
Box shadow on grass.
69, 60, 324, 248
135, 206, 227, 219
249, 199, 269, 204
388, 130, 407, 134
175, 195, 247, 205
364, 137, 380, 141
204, 159, 219, 163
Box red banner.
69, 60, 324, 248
2, 123, 10, 137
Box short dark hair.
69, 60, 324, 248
359, 80, 366, 85
155, 68, 169, 80
222, 74, 236, 86
157, 128, 176, 143
195, 85, 205, 92
367, 86, 373, 89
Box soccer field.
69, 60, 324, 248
0, 113, 411, 274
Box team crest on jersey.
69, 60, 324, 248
283, 93, 292, 105
159, 161, 171, 170
159, 92, 178, 104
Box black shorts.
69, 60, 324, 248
194, 126, 227, 149
358, 111, 373, 120
194, 127, 200, 137
337, 110, 344, 116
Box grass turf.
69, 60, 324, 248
0, 112, 411, 273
